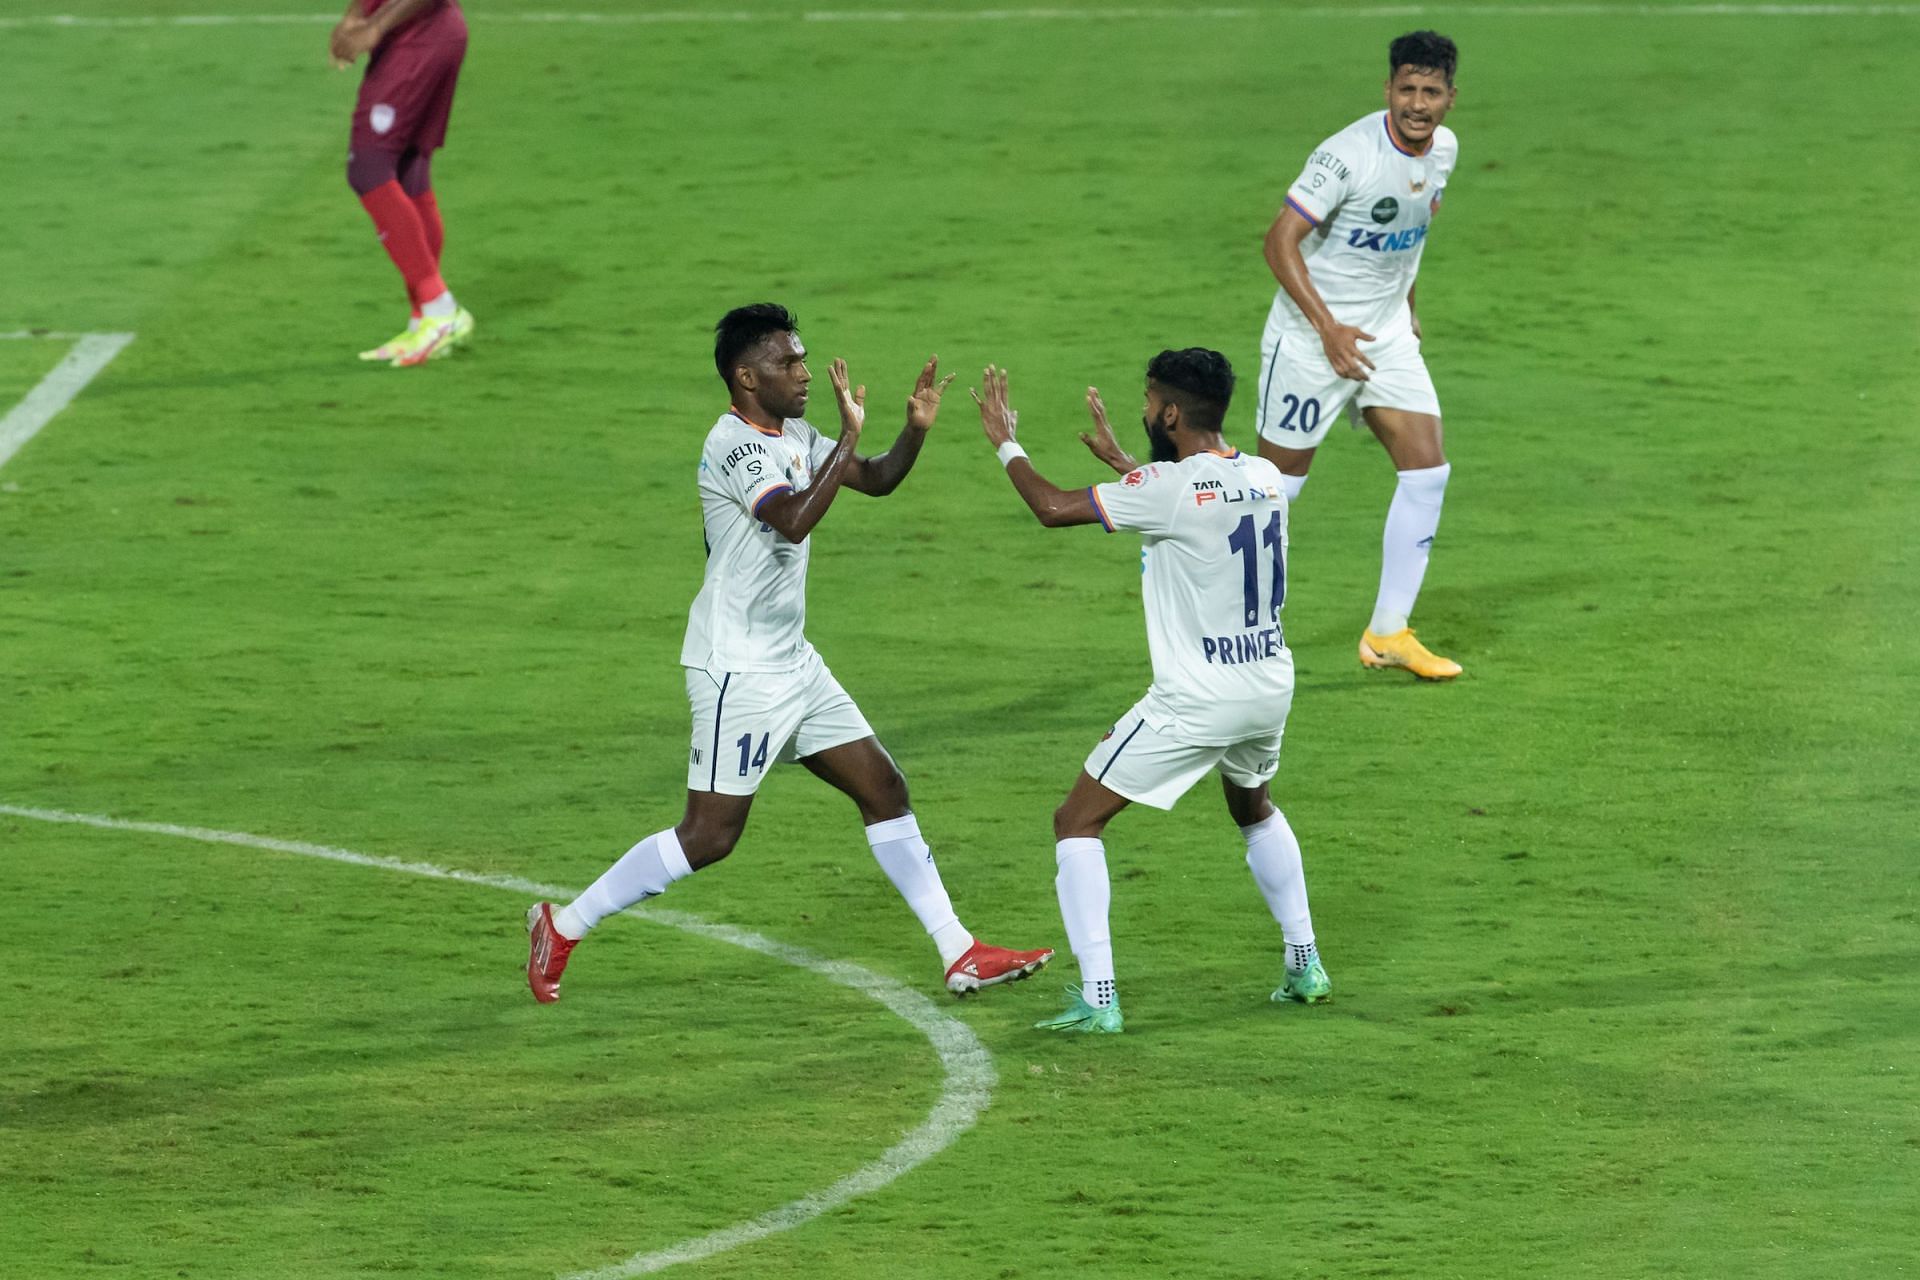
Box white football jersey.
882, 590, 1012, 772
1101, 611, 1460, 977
681, 411, 837, 673
1278, 110, 1458, 334
1090, 449, 1295, 746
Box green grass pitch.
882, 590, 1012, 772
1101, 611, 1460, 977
2, 2, 1917, 1277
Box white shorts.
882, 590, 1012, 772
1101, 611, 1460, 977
685, 652, 874, 796
1082, 702, 1286, 812
1254, 301, 1440, 450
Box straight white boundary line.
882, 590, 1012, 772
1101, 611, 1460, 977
0, 4, 1913, 26
0, 802, 996, 1280
0, 333, 134, 472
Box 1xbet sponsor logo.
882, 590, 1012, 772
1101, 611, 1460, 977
1346, 224, 1427, 253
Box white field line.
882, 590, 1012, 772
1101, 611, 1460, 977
0, 333, 134, 472
0, 4, 1913, 26
0, 802, 996, 1280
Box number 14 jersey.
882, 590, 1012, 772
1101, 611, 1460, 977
1089, 450, 1295, 746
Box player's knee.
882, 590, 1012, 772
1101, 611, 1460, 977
677, 816, 744, 865
1052, 803, 1098, 842
346, 147, 399, 196
1391, 426, 1448, 474
863, 767, 911, 823
396, 150, 433, 198
1222, 782, 1275, 829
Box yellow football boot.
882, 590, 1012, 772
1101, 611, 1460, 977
433, 306, 475, 359
359, 320, 417, 362
388, 308, 469, 367
1359, 627, 1462, 680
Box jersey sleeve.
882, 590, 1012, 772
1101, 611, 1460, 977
1283, 133, 1358, 227
1429, 127, 1459, 212
1089, 464, 1181, 536
708, 424, 794, 518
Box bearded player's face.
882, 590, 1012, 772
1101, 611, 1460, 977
745, 332, 812, 420
1141, 385, 1179, 464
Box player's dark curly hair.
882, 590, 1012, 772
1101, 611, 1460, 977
715, 303, 798, 385
1147, 348, 1235, 432
1389, 30, 1457, 83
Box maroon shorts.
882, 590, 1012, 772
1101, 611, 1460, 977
350, 25, 467, 156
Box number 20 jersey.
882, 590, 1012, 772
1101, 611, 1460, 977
1089, 450, 1294, 746
1279, 110, 1459, 336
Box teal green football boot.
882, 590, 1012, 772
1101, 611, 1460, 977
1034, 985, 1124, 1034
1272, 959, 1332, 1004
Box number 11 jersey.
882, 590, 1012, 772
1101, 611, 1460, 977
1088, 450, 1295, 746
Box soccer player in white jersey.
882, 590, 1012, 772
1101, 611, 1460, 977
1255, 30, 1465, 680
525, 304, 1052, 1002
971, 351, 1328, 1034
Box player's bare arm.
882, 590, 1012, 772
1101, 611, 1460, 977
1407, 282, 1421, 342
1079, 388, 1139, 476
1264, 206, 1376, 382
971, 365, 1103, 529
331, 0, 437, 65
755, 358, 866, 543
842, 356, 955, 497
329, 0, 368, 65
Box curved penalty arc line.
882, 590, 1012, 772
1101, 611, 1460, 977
0, 802, 997, 1279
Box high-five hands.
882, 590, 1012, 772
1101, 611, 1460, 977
905, 357, 958, 432
828, 358, 866, 440
1079, 387, 1138, 475
970, 365, 1019, 448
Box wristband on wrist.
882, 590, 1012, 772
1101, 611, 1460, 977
997, 440, 1028, 468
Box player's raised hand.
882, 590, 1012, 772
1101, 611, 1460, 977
969, 365, 1019, 448
1320, 322, 1377, 382
1079, 387, 1138, 475
905, 356, 957, 432
828, 358, 866, 438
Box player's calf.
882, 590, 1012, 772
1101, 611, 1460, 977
525, 828, 698, 1003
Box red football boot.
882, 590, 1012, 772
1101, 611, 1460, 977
945, 939, 1054, 996
526, 903, 579, 1004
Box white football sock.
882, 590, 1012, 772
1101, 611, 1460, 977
1369, 462, 1450, 635
420, 290, 457, 320
1278, 471, 1308, 503
866, 814, 971, 968
555, 827, 692, 939
1243, 811, 1315, 957
1055, 837, 1115, 1006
